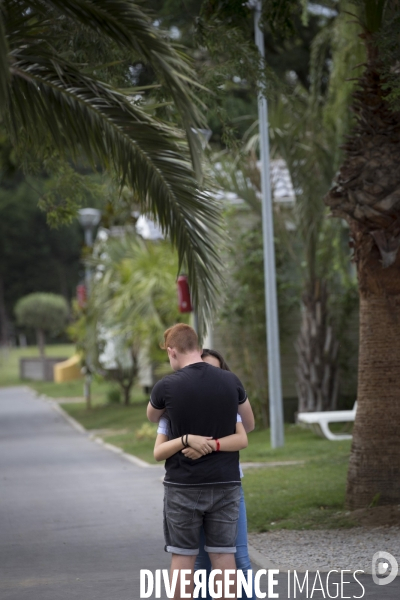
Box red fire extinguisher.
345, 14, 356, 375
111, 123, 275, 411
76, 284, 87, 308
177, 275, 192, 313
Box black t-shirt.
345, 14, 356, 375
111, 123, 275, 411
150, 362, 247, 486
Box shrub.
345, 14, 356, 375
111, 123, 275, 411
106, 387, 121, 404
15, 292, 69, 356
135, 422, 158, 441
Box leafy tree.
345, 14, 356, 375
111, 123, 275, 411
0, 0, 223, 334
70, 233, 185, 405
0, 164, 102, 344
14, 292, 69, 356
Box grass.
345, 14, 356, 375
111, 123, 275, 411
0, 344, 111, 403
0, 344, 76, 387
241, 429, 353, 531
60, 403, 354, 531
1, 346, 354, 532
62, 398, 156, 462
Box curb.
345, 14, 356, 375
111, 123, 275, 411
50, 400, 86, 434
248, 544, 285, 571
37, 393, 158, 469
35, 391, 315, 573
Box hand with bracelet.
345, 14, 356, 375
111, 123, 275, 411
183, 434, 215, 455
154, 422, 247, 462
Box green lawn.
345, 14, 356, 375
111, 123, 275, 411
0, 344, 134, 404
61, 399, 155, 462
0, 344, 76, 388
1, 346, 354, 532
241, 428, 353, 531
60, 401, 353, 531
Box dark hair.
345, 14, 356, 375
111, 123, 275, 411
201, 348, 231, 371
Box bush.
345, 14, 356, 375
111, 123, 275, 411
106, 387, 121, 404
135, 422, 158, 441
15, 293, 69, 357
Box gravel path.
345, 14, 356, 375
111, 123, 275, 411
249, 527, 400, 573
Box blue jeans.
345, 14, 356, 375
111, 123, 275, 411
194, 487, 255, 600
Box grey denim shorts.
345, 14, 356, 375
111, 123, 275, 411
163, 484, 241, 556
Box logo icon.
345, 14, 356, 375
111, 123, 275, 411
372, 551, 398, 586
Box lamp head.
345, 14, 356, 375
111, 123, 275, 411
78, 208, 102, 230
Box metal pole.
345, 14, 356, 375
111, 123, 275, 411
84, 227, 93, 411
84, 228, 93, 294
253, 0, 284, 447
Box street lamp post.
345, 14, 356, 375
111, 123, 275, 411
249, 0, 285, 448
78, 208, 101, 409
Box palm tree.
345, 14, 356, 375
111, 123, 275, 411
81, 233, 183, 404
267, 96, 342, 415
243, 92, 354, 415
324, 1, 400, 508
0, 1, 222, 334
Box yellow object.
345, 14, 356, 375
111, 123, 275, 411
54, 354, 83, 382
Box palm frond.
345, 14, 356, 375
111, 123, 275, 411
25, 0, 206, 177
7, 48, 221, 334
0, 2, 9, 110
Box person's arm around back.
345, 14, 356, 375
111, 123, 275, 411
238, 398, 255, 432
182, 422, 248, 459
147, 402, 165, 423
147, 379, 166, 422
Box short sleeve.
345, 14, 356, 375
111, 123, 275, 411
232, 374, 247, 404
157, 416, 170, 436
150, 379, 165, 410
236, 414, 242, 423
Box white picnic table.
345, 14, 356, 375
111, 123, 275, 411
297, 402, 357, 441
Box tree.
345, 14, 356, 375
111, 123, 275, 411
265, 91, 359, 414
0, 175, 84, 341
210, 156, 299, 425
14, 293, 69, 356
0, 0, 223, 334
71, 233, 185, 405
323, 0, 400, 508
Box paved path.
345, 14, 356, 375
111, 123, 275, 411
1, 386, 399, 600
0, 387, 168, 600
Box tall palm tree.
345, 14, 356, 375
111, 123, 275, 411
267, 96, 342, 415
0, 1, 222, 334
324, 1, 400, 508
244, 92, 353, 415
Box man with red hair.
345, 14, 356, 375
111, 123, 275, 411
147, 323, 250, 600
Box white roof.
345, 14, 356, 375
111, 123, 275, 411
135, 215, 164, 240
217, 158, 295, 206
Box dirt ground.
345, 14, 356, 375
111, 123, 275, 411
349, 504, 400, 527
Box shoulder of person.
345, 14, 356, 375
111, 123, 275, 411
218, 369, 243, 385
150, 378, 166, 407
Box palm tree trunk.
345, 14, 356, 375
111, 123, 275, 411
325, 33, 400, 507
296, 280, 339, 413
346, 235, 400, 508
